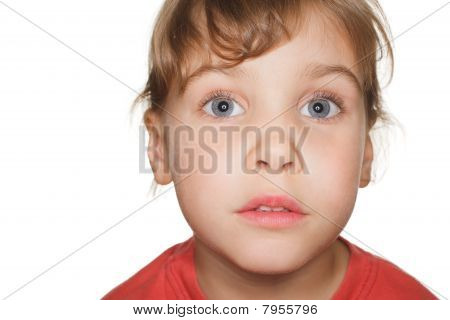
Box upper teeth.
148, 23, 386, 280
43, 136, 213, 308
255, 205, 290, 212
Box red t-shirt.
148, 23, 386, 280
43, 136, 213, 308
101, 235, 438, 300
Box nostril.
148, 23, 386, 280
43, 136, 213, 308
283, 161, 293, 169
256, 160, 269, 169
283, 161, 297, 173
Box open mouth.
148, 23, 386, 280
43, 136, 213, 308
235, 194, 306, 229
253, 205, 292, 212
237, 194, 304, 215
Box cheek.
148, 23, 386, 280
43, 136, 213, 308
166, 124, 236, 180
168, 128, 239, 232
301, 121, 365, 224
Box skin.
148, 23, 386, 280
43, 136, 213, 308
145, 10, 373, 299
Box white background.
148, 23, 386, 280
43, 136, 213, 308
0, 0, 449, 301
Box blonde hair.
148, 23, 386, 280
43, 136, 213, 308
135, 0, 397, 193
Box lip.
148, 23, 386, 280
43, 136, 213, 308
236, 194, 307, 229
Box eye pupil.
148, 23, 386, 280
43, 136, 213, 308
218, 101, 229, 112
313, 102, 324, 113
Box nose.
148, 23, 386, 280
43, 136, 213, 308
256, 144, 294, 173
245, 126, 305, 174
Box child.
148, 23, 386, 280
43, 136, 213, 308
102, 0, 437, 299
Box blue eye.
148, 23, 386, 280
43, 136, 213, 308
300, 98, 340, 120
203, 97, 245, 118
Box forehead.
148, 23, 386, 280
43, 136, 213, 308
177, 10, 361, 97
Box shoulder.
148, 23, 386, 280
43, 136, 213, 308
341, 238, 438, 300
101, 237, 194, 300
368, 254, 438, 299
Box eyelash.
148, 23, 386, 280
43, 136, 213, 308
304, 90, 346, 124
198, 89, 346, 123
198, 89, 235, 109
198, 89, 240, 122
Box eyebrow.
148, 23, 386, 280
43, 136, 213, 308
304, 63, 362, 93
180, 62, 362, 95
180, 65, 250, 95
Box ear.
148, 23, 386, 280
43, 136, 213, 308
144, 109, 172, 185
359, 134, 373, 188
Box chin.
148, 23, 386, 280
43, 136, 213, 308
231, 246, 309, 276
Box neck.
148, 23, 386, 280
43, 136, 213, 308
193, 235, 349, 300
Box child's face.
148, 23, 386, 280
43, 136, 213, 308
148, 12, 373, 274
